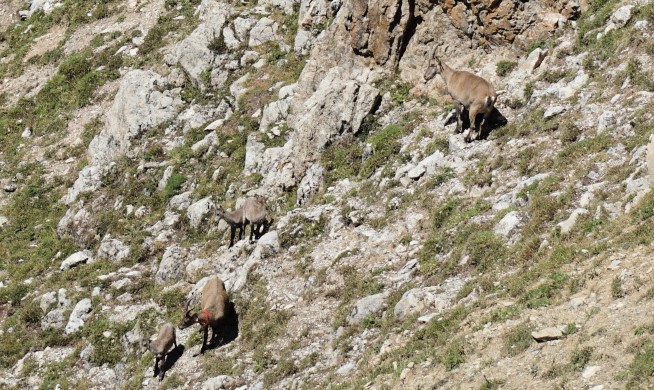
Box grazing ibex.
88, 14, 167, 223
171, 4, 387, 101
140, 322, 177, 380
179, 276, 229, 355
424, 48, 497, 142
215, 196, 268, 247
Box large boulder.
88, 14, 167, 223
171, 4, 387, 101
89, 70, 183, 166
155, 245, 187, 285
165, 1, 233, 82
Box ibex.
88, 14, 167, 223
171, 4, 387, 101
140, 322, 177, 380
244, 195, 268, 242
179, 276, 230, 355
424, 48, 497, 142
215, 196, 268, 247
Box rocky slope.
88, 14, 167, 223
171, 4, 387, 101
1, 0, 654, 389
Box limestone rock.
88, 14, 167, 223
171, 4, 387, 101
187, 197, 215, 228
347, 293, 387, 325
557, 208, 588, 234
289, 68, 380, 179
60, 250, 93, 271
64, 298, 92, 334
531, 327, 563, 342
167, 2, 232, 82
169, 191, 193, 210
155, 245, 186, 285
249, 17, 280, 47
96, 236, 130, 263
256, 231, 280, 257
297, 164, 324, 205
394, 278, 464, 318
544, 105, 566, 118
494, 211, 522, 238
89, 70, 182, 166
521, 48, 548, 73
648, 134, 654, 188
202, 375, 235, 390
611, 5, 633, 27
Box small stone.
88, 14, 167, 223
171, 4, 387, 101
337, 362, 356, 375
417, 313, 438, 323
407, 165, 426, 180
21, 127, 32, 138
569, 297, 586, 309
608, 259, 622, 270
532, 327, 563, 342
521, 48, 548, 73
557, 208, 588, 234
544, 105, 566, 119
582, 365, 601, 379
60, 250, 93, 271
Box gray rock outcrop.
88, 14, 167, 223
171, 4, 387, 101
64, 298, 92, 334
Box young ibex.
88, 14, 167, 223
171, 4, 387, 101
179, 276, 229, 354
424, 48, 497, 142
244, 195, 268, 242
140, 322, 177, 380
215, 196, 268, 247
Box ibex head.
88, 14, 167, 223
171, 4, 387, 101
139, 336, 151, 352
178, 299, 198, 330
424, 47, 443, 82
214, 204, 225, 219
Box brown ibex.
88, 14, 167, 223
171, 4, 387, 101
244, 195, 268, 242
179, 276, 230, 355
424, 48, 497, 142
140, 322, 177, 380
215, 196, 268, 247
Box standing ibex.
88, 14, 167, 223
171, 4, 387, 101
140, 322, 177, 380
424, 48, 497, 142
215, 196, 268, 247
179, 276, 230, 355
244, 195, 268, 242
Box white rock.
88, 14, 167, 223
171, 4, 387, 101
520, 48, 548, 73
60, 250, 93, 271
336, 362, 356, 375
544, 105, 566, 118
582, 365, 602, 379
169, 191, 193, 210
494, 211, 522, 238
155, 245, 186, 285
248, 17, 279, 47
187, 197, 215, 228
611, 5, 633, 27
557, 208, 588, 234
96, 236, 130, 263
201, 375, 233, 390
531, 327, 563, 341
608, 259, 622, 270
64, 298, 92, 334
347, 293, 386, 325
597, 111, 616, 133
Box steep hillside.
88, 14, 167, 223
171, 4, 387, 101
1, 0, 654, 389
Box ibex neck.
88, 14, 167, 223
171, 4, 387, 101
221, 209, 242, 224
441, 62, 454, 84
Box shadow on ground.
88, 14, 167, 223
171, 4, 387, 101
444, 107, 508, 140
